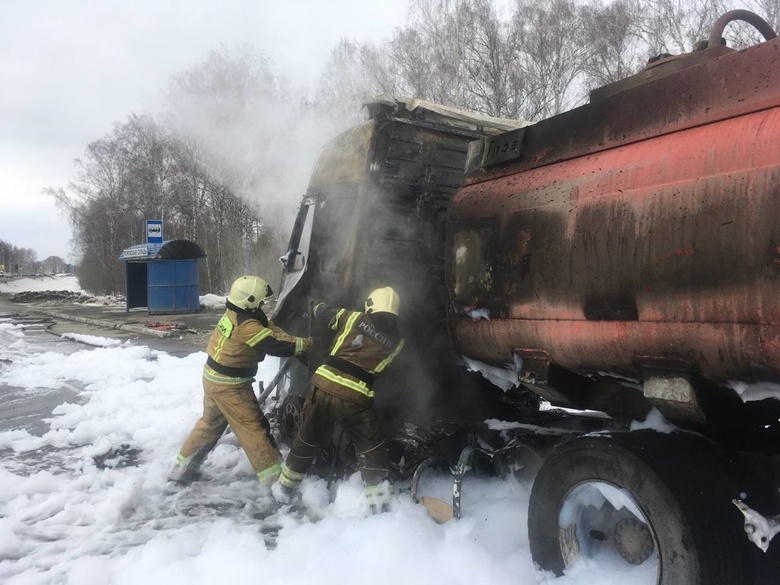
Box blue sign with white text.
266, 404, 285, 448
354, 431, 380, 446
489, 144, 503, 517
146, 220, 163, 244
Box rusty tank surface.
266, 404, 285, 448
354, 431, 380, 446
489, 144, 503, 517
447, 11, 780, 427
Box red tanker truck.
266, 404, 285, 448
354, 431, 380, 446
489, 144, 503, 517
269, 10, 780, 583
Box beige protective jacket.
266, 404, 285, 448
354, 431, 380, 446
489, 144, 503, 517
204, 303, 312, 385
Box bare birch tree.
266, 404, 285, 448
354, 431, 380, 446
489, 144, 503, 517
579, 1, 646, 88
510, 0, 591, 119
461, 0, 522, 117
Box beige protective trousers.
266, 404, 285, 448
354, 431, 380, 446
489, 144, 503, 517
178, 376, 280, 482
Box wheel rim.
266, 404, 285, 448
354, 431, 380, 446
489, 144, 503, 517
280, 395, 302, 445
558, 481, 660, 582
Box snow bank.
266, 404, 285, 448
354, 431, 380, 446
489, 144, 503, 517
0, 274, 81, 293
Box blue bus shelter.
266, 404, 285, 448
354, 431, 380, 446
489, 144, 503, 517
118, 239, 207, 314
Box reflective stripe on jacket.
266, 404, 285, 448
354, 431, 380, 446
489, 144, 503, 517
311, 304, 404, 401
204, 305, 311, 386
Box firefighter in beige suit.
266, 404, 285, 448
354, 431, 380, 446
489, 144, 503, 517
168, 276, 313, 487
273, 287, 404, 512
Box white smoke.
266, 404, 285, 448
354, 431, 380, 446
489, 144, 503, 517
162, 46, 353, 227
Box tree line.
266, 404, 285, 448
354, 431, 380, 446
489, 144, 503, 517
319, 0, 779, 123
49, 0, 779, 296
46, 113, 289, 296
0, 240, 68, 276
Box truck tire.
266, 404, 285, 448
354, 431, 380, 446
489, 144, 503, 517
269, 358, 310, 447
278, 393, 304, 447
527, 431, 771, 584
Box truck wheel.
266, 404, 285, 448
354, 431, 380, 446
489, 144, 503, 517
528, 431, 761, 584
278, 394, 304, 447
269, 358, 310, 448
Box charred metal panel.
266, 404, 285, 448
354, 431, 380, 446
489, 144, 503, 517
275, 113, 505, 428
307, 123, 376, 190
381, 136, 423, 185
432, 143, 471, 171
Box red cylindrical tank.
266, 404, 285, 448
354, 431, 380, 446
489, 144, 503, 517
447, 37, 780, 388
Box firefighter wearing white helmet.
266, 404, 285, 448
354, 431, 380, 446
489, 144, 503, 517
168, 275, 313, 489
365, 286, 400, 316
228, 275, 274, 311
274, 286, 405, 513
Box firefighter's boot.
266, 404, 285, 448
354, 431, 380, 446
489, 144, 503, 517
271, 479, 300, 505
167, 453, 201, 485
273, 462, 303, 504
365, 481, 392, 515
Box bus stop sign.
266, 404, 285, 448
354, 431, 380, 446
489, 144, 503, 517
146, 220, 163, 244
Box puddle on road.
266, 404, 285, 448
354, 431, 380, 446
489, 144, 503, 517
0, 380, 82, 435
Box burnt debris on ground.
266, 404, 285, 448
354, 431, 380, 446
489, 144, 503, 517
9, 290, 118, 304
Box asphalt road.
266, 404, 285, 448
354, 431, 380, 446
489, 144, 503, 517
0, 295, 222, 353
0, 314, 86, 434
0, 296, 223, 435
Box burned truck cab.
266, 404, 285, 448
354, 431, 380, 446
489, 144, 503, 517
272, 97, 530, 435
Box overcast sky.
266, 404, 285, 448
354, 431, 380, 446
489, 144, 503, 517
0, 0, 410, 262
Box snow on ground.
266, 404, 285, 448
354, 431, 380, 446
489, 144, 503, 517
200, 293, 228, 310
0, 379, 651, 585
0, 276, 227, 310
0, 277, 655, 585
0, 340, 533, 585
60, 333, 126, 348
0, 274, 82, 294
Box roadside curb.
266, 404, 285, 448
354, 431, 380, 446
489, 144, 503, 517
30, 308, 175, 338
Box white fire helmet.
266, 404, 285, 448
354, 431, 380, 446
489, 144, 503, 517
228, 276, 274, 311
365, 286, 400, 316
